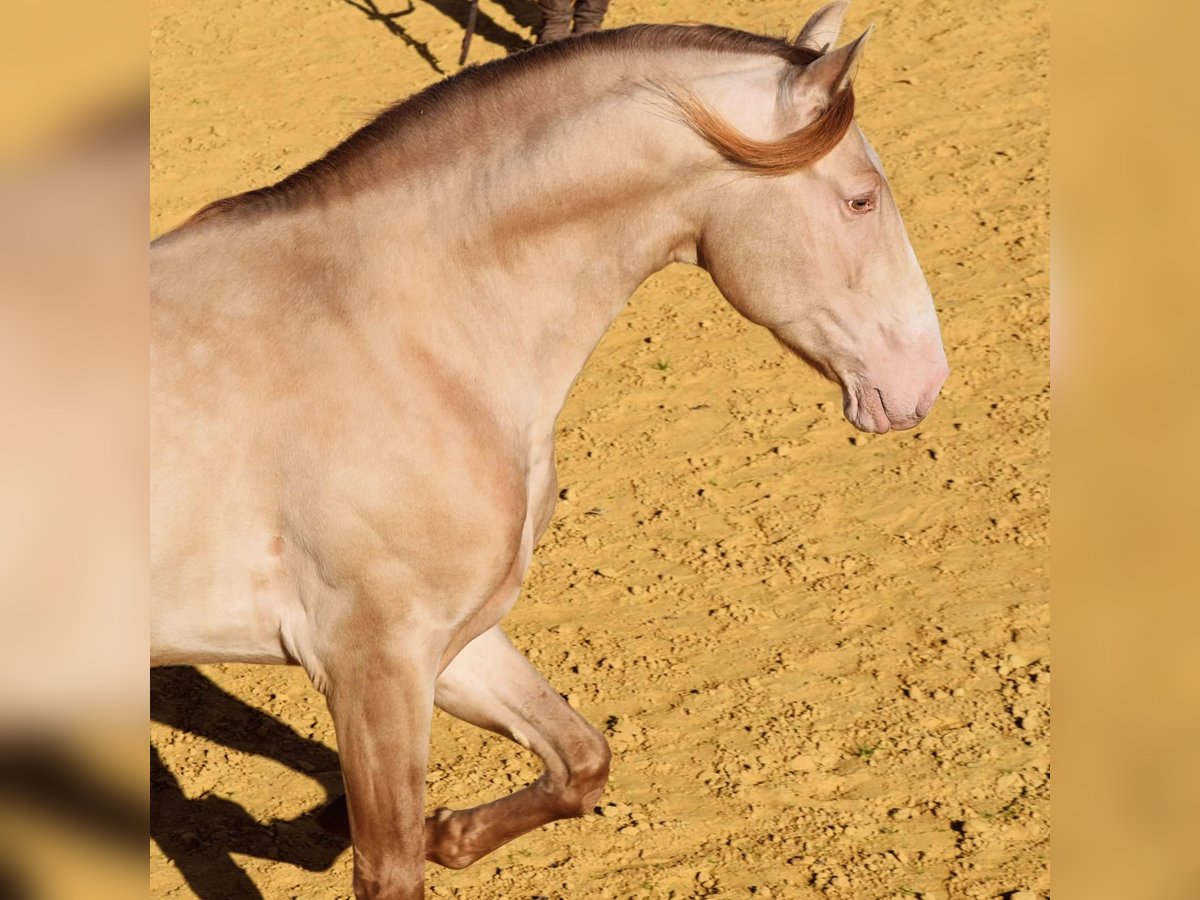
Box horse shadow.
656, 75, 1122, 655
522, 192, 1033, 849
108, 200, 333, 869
340, 0, 535, 75
0, 736, 147, 899
150, 667, 350, 900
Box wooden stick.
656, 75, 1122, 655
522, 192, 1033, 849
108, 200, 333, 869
458, 0, 479, 66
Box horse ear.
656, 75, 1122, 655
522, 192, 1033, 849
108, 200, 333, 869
791, 26, 872, 105
795, 1, 850, 53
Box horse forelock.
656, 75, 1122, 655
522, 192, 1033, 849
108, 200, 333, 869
664, 78, 855, 176
178, 23, 853, 230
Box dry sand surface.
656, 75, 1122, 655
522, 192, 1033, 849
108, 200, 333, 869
151, 0, 1049, 897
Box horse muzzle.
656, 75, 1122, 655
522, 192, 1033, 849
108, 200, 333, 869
841, 362, 948, 434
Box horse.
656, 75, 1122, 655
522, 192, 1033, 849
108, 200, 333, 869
150, 4, 949, 896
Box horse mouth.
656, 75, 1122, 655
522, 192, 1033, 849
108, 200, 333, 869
841, 383, 923, 434
769, 329, 934, 434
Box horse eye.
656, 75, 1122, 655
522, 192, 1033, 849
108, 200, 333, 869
848, 197, 875, 213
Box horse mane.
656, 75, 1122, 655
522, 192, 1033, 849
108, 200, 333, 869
181, 24, 854, 228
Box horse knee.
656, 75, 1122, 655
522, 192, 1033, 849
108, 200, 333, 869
425, 807, 479, 870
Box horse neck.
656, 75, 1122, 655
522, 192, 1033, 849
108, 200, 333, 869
340, 54, 725, 435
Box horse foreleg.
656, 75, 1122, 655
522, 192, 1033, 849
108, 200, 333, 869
322, 639, 438, 900
425, 624, 611, 869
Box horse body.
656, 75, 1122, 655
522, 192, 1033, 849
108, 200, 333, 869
152, 8, 948, 897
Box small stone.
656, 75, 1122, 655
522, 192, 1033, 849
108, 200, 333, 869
559, 486, 574, 502
997, 773, 1022, 792
595, 567, 618, 578
960, 818, 989, 836
786, 755, 816, 773
1009, 892, 1038, 900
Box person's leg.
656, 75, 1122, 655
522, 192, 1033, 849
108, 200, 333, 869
572, 0, 610, 35
537, 0, 575, 42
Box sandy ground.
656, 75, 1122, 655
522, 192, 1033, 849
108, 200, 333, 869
150, 0, 1049, 897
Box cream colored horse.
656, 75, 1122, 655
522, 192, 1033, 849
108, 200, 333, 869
151, 5, 948, 896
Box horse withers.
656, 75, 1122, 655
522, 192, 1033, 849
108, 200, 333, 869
150, 4, 947, 896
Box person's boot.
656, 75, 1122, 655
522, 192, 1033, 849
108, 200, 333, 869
572, 0, 610, 35
537, 0, 574, 43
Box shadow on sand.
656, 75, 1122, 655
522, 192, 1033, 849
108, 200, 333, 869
0, 737, 147, 899
341, 0, 535, 75
150, 667, 349, 899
